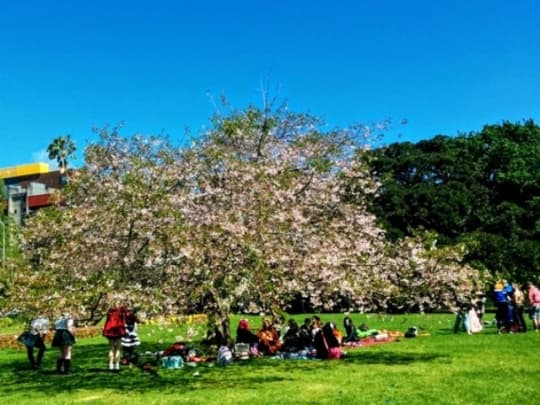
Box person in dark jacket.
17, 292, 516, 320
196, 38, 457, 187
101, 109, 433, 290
282, 319, 305, 352
313, 322, 341, 359
236, 319, 259, 345
343, 316, 359, 342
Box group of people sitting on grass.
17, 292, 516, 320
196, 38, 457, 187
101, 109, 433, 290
232, 315, 396, 361
235, 316, 344, 359
158, 315, 396, 368
454, 280, 540, 335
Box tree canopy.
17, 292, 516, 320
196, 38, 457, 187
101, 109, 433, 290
10, 107, 478, 343
47, 134, 76, 174
365, 119, 540, 283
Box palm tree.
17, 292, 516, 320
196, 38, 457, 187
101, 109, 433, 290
47, 135, 76, 175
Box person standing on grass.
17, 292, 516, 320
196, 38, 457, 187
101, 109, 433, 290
512, 283, 527, 333
120, 307, 142, 365
493, 281, 512, 332
473, 291, 487, 322
527, 282, 540, 332
51, 314, 76, 374
102, 302, 128, 371
18, 315, 49, 370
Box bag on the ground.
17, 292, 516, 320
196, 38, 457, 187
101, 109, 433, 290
234, 343, 250, 360
404, 327, 418, 338
161, 355, 184, 369
218, 345, 233, 365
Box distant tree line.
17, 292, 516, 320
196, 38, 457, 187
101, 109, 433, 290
363, 119, 540, 284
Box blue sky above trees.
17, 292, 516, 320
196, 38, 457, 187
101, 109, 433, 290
1, 0, 538, 169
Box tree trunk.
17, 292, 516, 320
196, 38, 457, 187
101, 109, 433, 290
204, 292, 233, 347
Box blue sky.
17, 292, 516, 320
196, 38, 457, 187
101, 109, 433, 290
1, 0, 539, 169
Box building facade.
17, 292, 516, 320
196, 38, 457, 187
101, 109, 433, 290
0, 163, 64, 225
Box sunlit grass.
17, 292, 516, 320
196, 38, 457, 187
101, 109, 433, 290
1, 313, 539, 404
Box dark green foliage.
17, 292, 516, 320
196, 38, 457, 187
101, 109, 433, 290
364, 120, 540, 283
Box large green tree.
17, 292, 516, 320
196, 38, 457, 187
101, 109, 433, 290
365, 120, 540, 282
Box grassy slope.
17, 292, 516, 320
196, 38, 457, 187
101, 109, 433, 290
1, 313, 539, 404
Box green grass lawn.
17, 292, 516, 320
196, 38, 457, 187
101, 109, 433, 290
1, 313, 539, 404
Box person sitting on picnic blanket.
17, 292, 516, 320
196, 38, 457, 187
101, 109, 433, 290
356, 323, 380, 338
281, 319, 306, 352
257, 318, 281, 355
298, 318, 314, 349
313, 322, 342, 359
236, 319, 260, 346
343, 316, 358, 342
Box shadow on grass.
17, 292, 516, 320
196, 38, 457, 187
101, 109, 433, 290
345, 350, 448, 365
0, 339, 449, 396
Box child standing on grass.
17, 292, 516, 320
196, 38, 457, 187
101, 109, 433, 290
120, 308, 142, 365
51, 314, 76, 374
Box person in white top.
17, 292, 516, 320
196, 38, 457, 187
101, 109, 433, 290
18, 315, 49, 369
51, 314, 76, 374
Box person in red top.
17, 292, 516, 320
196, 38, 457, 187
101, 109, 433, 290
102, 302, 128, 371
527, 282, 540, 332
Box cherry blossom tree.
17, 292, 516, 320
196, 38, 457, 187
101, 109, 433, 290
12, 107, 481, 344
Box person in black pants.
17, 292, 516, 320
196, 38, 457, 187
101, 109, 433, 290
512, 283, 527, 332
18, 316, 49, 369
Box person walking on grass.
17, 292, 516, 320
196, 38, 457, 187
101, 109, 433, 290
527, 282, 540, 332
51, 314, 76, 374
102, 302, 128, 371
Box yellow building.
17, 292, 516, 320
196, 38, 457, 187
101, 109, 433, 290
1, 162, 62, 224
0, 162, 49, 180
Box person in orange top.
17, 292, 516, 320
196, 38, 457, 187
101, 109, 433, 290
257, 318, 281, 355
